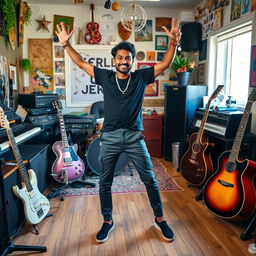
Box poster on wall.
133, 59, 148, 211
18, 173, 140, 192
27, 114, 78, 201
0, 56, 9, 108
65, 45, 114, 107
241, 0, 251, 15
251, 0, 256, 11
250, 45, 256, 87
29, 39, 54, 92
135, 20, 153, 42
230, 0, 241, 22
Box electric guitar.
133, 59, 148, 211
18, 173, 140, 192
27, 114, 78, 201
0, 107, 50, 225
51, 100, 85, 183
180, 85, 224, 186
203, 88, 256, 221
84, 4, 102, 44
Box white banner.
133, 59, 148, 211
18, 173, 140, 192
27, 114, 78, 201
65, 45, 114, 107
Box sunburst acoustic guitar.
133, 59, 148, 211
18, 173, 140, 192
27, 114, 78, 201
203, 88, 256, 221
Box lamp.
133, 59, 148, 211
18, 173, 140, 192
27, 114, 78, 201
104, 0, 111, 9
121, 1, 147, 32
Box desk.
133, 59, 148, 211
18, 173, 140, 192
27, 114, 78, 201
143, 115, 163, 158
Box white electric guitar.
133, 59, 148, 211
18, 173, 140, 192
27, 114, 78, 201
0, 107, 50, 225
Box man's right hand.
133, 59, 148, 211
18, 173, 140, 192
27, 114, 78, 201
55, 22, 75, 45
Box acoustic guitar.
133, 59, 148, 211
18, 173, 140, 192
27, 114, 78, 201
0, 107, 50, 225
51, 100, 85, 183
180, 85, 224, 186
85, 4, 102, 44
203, 88, 256, 221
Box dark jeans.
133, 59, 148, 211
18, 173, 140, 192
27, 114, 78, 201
99, 128, 163, 221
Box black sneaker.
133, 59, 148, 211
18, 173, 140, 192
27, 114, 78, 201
96, 221, 115, 243
154, 218, 174, 241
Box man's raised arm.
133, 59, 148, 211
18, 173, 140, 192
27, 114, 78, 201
55, 22, 95, 78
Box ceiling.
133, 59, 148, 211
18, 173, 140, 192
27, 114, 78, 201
26, 0, 200, 9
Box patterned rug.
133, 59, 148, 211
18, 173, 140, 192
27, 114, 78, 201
62, 158, 183, 197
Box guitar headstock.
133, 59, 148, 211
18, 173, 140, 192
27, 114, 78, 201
52, 100, 63, 112
248, 87, 256, 102
0, 107, 10, 129
209, 85, 224, 101
90, 4, 94, 11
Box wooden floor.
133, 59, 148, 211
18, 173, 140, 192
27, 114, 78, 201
11, 159, 254, 256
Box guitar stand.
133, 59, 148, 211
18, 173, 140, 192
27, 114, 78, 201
0, 159, 47, 256
47, 180, 96, 201
32, 213, 53, 235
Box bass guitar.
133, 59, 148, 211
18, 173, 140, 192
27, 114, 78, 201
0, 107, 50, 225
85, 4, 102, 44
52, 100, 85, 183
203, 88, 256, 221
180, 85, 224, 186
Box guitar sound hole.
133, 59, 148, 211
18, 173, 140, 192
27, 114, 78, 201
192, 143, 200, 153
225, 161, 236, 173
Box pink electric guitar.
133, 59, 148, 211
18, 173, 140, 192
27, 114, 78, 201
51, 100, 85, 183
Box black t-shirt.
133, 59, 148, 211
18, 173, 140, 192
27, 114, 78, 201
94, 66, 154, 132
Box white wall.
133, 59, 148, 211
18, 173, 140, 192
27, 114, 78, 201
23, 3, 193, 114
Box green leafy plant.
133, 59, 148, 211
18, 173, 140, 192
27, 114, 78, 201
2, 0, 16, 37
21, 58, 31, 72
170, 55, 196, 74
23, 1, 32, 25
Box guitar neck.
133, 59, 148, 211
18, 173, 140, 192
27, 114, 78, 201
5, 128, 33, 192
57, 111, 69, 148
91, 4, 94, 22
229, 100, 253, 162
196, 102, 211, 144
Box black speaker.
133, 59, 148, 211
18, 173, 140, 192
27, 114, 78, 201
1, 144, 50, 236
181, 22, 202, 52
163, 85, 207, 161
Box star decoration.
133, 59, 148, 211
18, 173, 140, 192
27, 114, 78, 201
36, 15, 52, 32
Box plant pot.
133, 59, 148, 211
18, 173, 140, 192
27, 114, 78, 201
177, 72, 190, 86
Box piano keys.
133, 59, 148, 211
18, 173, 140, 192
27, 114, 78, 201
193, 109, 251, 138
0, 109, 42, 154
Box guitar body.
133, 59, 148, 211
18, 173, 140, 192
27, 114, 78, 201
51, 141, 85, 183
180, 132, 214, 186
203, 151, 256, 221
12, 169, 50, 225
85, 4, 101, 44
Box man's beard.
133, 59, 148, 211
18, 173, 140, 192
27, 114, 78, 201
116, 64, 132, 74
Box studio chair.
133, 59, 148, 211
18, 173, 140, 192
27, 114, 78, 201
90, 101, 104, 119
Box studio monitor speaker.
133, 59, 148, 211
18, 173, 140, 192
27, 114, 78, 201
181, 22, 202, 52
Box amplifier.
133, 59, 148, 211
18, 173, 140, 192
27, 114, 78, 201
64, 114, 96, 130
26, 107, 57, 116
18, 93, 58, 108
193, 109, 251, 138
26, 114, 58, 126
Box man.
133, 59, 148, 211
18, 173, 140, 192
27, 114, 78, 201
56, 18, 181, 243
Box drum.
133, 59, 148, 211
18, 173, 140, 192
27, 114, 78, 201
86, 135, 128, 176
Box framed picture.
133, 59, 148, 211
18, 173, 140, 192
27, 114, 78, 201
136, 51, 145, 61
55, 61, 65, 73
199, 39, 207, 61
10, 64, 17, 90
157, 52, 166, 61
137, 62, 156, 70
145, 80, 159, 97
155, 35, 168, 51
159, 80, 173, 95
53, 15, 74, 36
54, 45, 64, 58
146, 51, 156, 61
250, 45, 256, 87
55, 74, 65, 87
155, 17, 172, 32
135, 20, 153, 42
198, 63, 205, 84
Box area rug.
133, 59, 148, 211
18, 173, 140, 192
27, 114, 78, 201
62, 158, 183, 197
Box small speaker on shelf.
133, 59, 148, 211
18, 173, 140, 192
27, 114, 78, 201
180, 22, 202, 52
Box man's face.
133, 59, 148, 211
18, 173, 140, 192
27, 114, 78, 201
113, 49, 134, 74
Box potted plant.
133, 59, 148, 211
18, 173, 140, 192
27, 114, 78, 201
21, 58, 31, 72
170, 55, 196, 86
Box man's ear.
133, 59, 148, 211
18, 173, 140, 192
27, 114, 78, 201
112, 57, 115, 66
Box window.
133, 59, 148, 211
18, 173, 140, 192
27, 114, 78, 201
210, 22, 252, 105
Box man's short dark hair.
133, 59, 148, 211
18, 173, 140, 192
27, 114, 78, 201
111, 41, 136, 59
